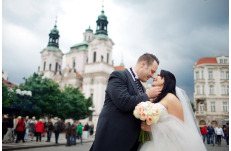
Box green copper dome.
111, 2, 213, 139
50, 25, 59, 34
98, 10, 107, 20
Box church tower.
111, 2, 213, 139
38, 19, 64, 79
82, 5, 114, 121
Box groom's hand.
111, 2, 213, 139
141, 122, 151, 132
146, 86, 161, 99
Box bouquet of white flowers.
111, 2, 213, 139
133, 101, 162, 143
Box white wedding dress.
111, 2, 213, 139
140, 87, 207, 151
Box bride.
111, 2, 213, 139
140, 70, 207, 151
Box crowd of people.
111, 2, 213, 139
2, 113, 94, 147
200, 122, 229, 147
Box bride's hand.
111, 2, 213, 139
141, 122, 151, 132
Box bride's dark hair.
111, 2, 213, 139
153, 70, 177, 103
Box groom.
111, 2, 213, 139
90, 53, 161, 151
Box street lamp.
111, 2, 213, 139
16, 89, 32, 116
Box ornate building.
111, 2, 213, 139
38, 7, 125, 125
193, 55, 229, 127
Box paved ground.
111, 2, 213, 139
2, 133, 94, 151
11, 142, 93, 151
3, 132, 229, 151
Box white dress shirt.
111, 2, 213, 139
128, 67, 138, 81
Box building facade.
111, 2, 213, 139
193, 55, 229, 127
38, 7, 125, 125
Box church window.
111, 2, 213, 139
55, 62, 58, 72
73, 60, 75, 68
101, 55, 104, 62
91, 79, 94, 85
107, 53, 109, 63
93, 52, 96, 62
49, 64, 51, 70
43, 61, 46, 71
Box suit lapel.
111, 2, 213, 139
124, 69, 139, 94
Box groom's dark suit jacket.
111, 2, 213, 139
90, 69, 150, 151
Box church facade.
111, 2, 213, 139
38, 8, 125, 125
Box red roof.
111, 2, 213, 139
196, 58, 218, 66
2, 78, 19, 88
114, 66, 125, 71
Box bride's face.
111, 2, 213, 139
152, 72, 165, 87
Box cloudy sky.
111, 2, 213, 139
2, 0, 229, 101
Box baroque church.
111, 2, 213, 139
37, 7, 125, 124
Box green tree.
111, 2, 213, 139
191, 102, 196, 112
2, 82, 10, 107
58, 86, 93, 120
9, 73, 61, 118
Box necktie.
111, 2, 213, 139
130, 68, 143, 94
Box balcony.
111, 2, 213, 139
194, 78, 205, 83
195, 111, 206, 116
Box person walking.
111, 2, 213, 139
71, 122, 77, 145
77, 122, 83, 145
226, 123, 229, 146
213, 124, 218, 144
2, 115, 7, 140
46, 119, 53, 142
215, 125, 224, 146
207, 123, 215, 146
66, 122, 72, 146
24, 116, 30, 141
29, 117, 36, 141
16, 117, 25, 143
35, 119, 44, 142
54, 119, 62, 144
201, 126, 208, 143
3, 114, 14, 143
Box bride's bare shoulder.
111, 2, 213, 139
162, 93, 180, 106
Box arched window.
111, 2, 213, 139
55, 62, 58, 72
101, 55, 104, 62
49, 64, 51, 70
107, 53, 109, 63
73, 60, 75, 68
93, 52, 96, 62
43, 61, 46, 71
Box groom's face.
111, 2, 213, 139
139, 60, 158, 82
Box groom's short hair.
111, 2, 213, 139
137, 53, 159, 66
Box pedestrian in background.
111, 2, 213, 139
3, 114, 14, 143
201, 126, 208, 143
77, 122, 83, 145
66, 122, 72, 146
207, 123, 215, 146
29, 117, 36, 141
54, 119, 62, 144
216, 125, 224, 146
46, 119, 53, 142
71, 121, 77, 145
24, 116, 30, 141
226, 123, 229, 146
35, 119, 44, 142
16, 117, 25, 143
2, 114, 7, 140
213, 124, 218, 144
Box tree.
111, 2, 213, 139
57, 86, 93, 120
2, 82, 10, 107
9, 73, 61, 118
191, 102, 196, 112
